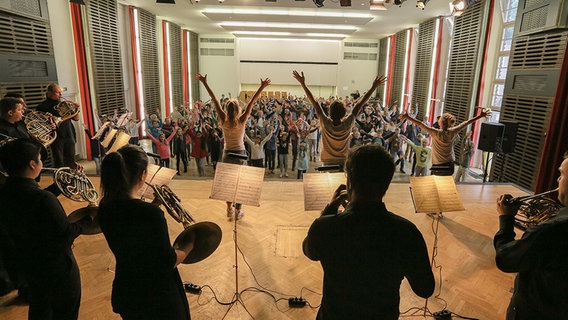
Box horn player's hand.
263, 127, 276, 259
497, 194, 520, 216
322, 184, 348, 216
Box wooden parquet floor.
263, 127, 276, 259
0, 178, 528, 320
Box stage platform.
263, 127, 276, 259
0, 178, 528, 320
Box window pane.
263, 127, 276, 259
494, 84, 505, 96
505, 9, 517, 22
498, 56, 509, 68
497, 68, 508, 79
503, 27, 514, 39
492, 95, 503, 107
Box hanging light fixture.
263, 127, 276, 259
416, 0, 429, 9
449, 0, 468, 16
313, 0, 325, 7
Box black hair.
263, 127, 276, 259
345, 144, 395, 199
0, 139, 42, 177
100, 144, 148, 203
329, 100, 346, 121
3, 92, 25, 100
0, 97, 23, 118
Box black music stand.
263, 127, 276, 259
209, 162, 265, 319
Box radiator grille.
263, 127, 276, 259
0, 11, 52, 55
377, 38, 388, 99
510, 32, 567, 69
390, 29, 407, 108
86, 0, 125, 116
138, 8, 159, 114
168, 22, 183, 111
412, 18, 436, 120
444, 0, 487, 161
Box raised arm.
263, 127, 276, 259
293, 71, 325, 119
351, 75, 387, 116
400, 113, 434, 134
452, 108, 492, 132
240, 78, 271, 123
195, 73, 226, 124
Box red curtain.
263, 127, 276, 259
70, 3, 93, 160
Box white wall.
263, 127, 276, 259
197, 34, 239, 101
237, 38, 341, 87
338, 38, 380, 99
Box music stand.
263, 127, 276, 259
209, 162, 265, 319
408, 176, 465, 314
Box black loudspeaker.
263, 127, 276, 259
500, 121, 518, 154
478, 123, 505, 152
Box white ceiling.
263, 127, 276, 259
118, 0, 452, 39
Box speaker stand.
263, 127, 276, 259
483, 151, 491, 183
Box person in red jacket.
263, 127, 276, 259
188, 123, 209, 177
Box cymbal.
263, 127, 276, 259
174, 221, 222, 264
68, 205, 101, 235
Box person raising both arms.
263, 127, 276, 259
196, 73, 270, 221
401, 109, 491, 176
293, 71, 386, 169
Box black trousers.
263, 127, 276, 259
28, 261, 81, 320
50, 138, 76, 168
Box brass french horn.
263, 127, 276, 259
147, 183, 222, 264
25, 100, 80, 148
506, 188, 561, 231
43, 167, 101, 235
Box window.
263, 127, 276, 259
502, 0, 518, 23
500, 26, 514, 52
496, 56, 509, 80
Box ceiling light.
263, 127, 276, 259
340, 0, 352, 6
220, 22, 357, 31
449, 0, 467, 15
314, 0, 325, 7
393, 0, 406, 5
156, 0, 175, 3
370, 0, 387, 10
203, 8, 373, 19
233, 31, 293, 36
70, 0, 86, 4
416, 0, 429, 9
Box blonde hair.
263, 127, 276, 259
224, 99, 240, 127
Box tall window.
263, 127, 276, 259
490, 0, 518, 120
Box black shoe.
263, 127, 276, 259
395, 159, 401, 165
176, 171, 181, 175
400, 169, 406, 174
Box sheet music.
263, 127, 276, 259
303, 173, 346, 211
137, 164, 177, 200
234, 166, 265, 206
210, 163, 265, 207
409, 176, 465, 213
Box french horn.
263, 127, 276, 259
506, 188, 561, 231
25, 100, 80, 148
147, 183, 222, 264
43, 167, 101, 235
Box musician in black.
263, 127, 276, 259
303, 144, 435, 319
494, 154, 568, 320
36, 84, 80, 168
0, 97, 28, 139
98, 144, 193, 319
0, 139, 92, 320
